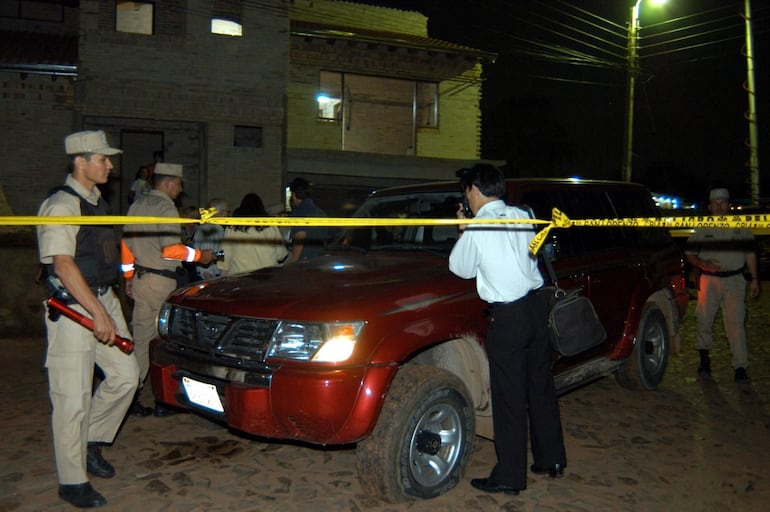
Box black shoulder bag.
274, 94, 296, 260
540, 254, 607, 357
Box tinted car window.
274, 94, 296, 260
559, 187, 622, 252
518, 187, 623, 259
340, 191, 463, 252
607, 188, 671, 248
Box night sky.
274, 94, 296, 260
361, 0, 770, 204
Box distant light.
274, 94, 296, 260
652, 193, 692, 211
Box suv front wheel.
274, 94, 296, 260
356, 365, 475, 502
615, 304, 669, 390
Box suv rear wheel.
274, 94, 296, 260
615, 304, 669, 390
356, 365, 474, 502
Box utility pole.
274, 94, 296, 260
744, 0, 760, 205
621, 1, 641, 182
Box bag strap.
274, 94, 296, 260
541, 252, 559, 288
521, 204, 564, 294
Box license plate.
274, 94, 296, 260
182, 376, 224, 413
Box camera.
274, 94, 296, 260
455, 168, 474, 218
461, 196, 473, 218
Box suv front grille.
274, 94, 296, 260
168, 306, 278, 363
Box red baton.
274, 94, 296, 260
46, 296, 135, 354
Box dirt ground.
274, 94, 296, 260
1, 293, 768, 512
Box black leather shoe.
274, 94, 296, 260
86, 444, 115, 479
734, 367, 750, 383
470, 477, 521, 495
58, 482, 107, 508
128, 400, 154, 416
530, 463, 566, 478
153, 402, 177, 417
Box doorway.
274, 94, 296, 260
120, 130, 164, 214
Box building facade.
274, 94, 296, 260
1, 0, 495, 217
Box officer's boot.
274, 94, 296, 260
697, 349, 711, 378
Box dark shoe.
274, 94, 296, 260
697, 349, 711, 377
153, 402, 177, 417
530, 463, 566, 478
86, 444, 115, 479
58, 482, 107, 508
734, 367, 750, 383
128, 400, 153, 416
470, 477, 521, 495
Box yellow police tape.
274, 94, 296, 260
3, 207, 769, 255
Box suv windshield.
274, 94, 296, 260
336, 190, 463, 253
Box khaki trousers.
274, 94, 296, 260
695, 273, 749, 369
44, 289, 139, 485
131, 272, 177, 383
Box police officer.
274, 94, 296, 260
37, 130, 140, 508
122, 163, 214, 416
685, 187, 760, 382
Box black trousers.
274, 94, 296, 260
485, 289, 566, 489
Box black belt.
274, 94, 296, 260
135, 264, 180, 281
700, 268, 744, 278
488, 287, 542, 308
54, 285, 112, 306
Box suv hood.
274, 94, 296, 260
168, 251, 470, 320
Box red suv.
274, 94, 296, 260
151, 178, 688, 502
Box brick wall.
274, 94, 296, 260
1, 0, 487, 218
1, 73, 77, 215
76, 0, 289, 210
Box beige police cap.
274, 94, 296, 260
65, 130, 123, 156
154, 163, 184, 178
709, 188, 729, 201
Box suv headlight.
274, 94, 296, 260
157, 303, 172, 337
267, 321, 365, 362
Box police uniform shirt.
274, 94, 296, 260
124, 189, 183, 272
38, 175, 99, 264
685, 227, 755, 272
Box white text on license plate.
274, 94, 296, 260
182, 376, 224, 413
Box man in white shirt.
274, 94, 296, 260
449, 164, 566, 496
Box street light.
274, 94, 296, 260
622, 0, 666, 182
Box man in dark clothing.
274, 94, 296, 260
288, 177, 328, 261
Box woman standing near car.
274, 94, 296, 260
218, 193, 289, 275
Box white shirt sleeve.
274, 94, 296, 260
448, 232, 480, 279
